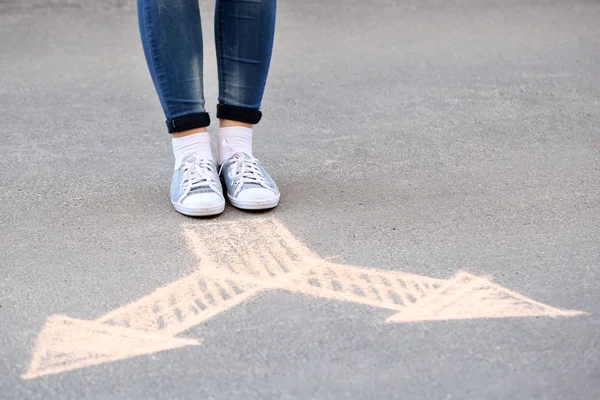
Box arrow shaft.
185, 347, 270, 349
94, 220, 320, 335
96, 258, 449, 335
276, 263, 446, 311
95, 272, 264, 335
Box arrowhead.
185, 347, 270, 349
386, 271, 586, 323
21, 315, 200, 380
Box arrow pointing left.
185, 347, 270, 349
21, 219, 314, 380
21, 315, 200, 380
21, 270, 270, 380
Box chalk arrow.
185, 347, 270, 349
182, 219, 583, 323
22, 218, 313, 380
21, 315, 199, 380
22, 218, 585, 380
385, 271, 584, 323
21, 270, 264, 380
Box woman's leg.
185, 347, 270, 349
138, 0, 224, 217
138, 0, 210, 135
214, 0, 280, 210
214, 0, 277, 128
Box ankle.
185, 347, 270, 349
219, 119, 252, 129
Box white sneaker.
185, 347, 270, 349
219, 152, 280, 210
170, 154, 225, 216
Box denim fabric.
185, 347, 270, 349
170, 169, 186, 202
138, 0, 276, 127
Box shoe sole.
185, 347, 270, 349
227, 194, 280, 210
172, 201, 225, 217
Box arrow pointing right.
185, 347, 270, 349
385, 271, 585, 323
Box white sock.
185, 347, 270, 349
172, 131, 214, 169
218, 126, 253, 165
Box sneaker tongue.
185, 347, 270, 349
231, 152, 251, 161
177, 153, 215, 170
182, 160, 217, 188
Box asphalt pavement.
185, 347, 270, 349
1, 0, 599, 399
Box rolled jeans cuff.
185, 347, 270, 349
166, 112, 211, 134
217, 104, 262, 125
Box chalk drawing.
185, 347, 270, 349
22, 218, 585, 379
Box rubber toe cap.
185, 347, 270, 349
180, 192, 224, 210
237, 188, 279, 203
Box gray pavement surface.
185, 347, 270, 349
1, 0, 599, 398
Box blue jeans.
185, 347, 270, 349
138, 0, 276, 133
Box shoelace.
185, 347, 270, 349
178, 154, 222, 203
219, 152, 275, 197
